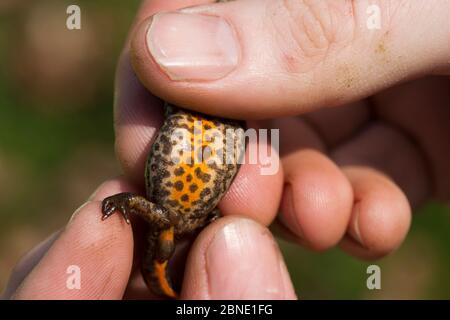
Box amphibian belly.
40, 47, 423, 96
146, 106, 245, 234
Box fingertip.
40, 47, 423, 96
217, 134, 283, 226
341, 167, 412, 258
182, 217, 296, 299
279, 150, 353, 251
218, 164, 283, 227
14, 189, 134, 299
127, 0, 293, 119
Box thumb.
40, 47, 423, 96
130, 0, 449, 119
181, 217, 296, 299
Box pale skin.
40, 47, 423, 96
3, 0, 449, 299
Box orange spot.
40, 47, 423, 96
154, 260, 177, 299
169, 163, 207, 210
160, 227, 174, 242
169, 117, 218, 210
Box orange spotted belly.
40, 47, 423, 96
145, 106, 244, 227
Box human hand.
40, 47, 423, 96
6, 0, 449, 300
3, 178, 295, 299
119, 0, 449, 259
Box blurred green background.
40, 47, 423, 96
0, 0, 449, 299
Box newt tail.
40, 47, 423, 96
142, 227, 178, 299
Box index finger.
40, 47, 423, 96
12, 179, 135, 299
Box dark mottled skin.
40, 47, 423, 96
101, 103, 245, 298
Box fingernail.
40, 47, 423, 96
349, 202, 364, 245
146, 12, 239, 81
206, 219, 295, 299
